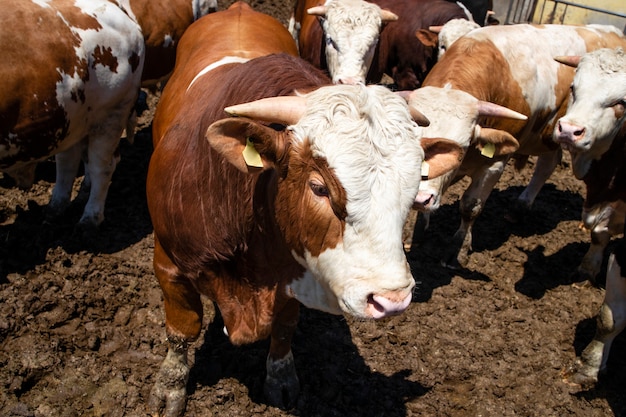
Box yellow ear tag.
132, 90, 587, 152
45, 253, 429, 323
481, 142, 496, 158
242, 137, 263, 168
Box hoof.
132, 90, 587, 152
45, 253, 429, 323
148, 347, 190, 417
264, 352, 299, 409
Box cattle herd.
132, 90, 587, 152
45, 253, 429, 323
1, 0, 626, 416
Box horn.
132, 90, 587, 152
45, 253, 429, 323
477, 101, 527, 120
428, 25, 443, 33
409, 107, 431, 127
224, 96, 307, 126
394, 91, 430, 126
380, 10, 399, 22
307, 6, 327, 16
554, 55, 581, 68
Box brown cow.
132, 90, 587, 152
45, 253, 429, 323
368, 0, 472, 89
146, 2, 462, 415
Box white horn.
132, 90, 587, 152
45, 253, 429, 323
380, 10, 399, 22
554, 55, 581, 68
409, 107, 431, 127
428, 25, 443, 33
307, 6, 327, 16
225, 96, 307, 126
477, 101, 527, 120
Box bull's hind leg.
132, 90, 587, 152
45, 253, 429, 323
149, 239, 203, 417
265, 298, 300, 409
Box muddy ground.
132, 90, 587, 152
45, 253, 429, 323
2, 1, 626, 416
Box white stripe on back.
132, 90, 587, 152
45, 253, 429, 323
186, 56, 251, 92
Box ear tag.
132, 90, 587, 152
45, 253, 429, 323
421, 161, 430, 180
481, 142, 496, 158
242, 137, 263, 168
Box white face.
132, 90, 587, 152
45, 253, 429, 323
555, 48, 626, 178
407, 86, 484, 212
437, 18, 479, 60
285, 85, 425, 319
321, 0, 383, 84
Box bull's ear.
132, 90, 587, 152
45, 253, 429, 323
474, 126, 520, 157
415, 29, 438, 47
206, 118, 285, 174
420, 137, 464, 179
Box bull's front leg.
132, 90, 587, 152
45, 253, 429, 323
149, 242, 203, 417
264, 298, 300, 409
148, 337, 191, 417
578, 226, 611, 284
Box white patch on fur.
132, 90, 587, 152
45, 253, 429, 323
186, 56, 250, 92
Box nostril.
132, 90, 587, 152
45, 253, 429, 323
574, 127, 585, 137
367, 294, 384, 314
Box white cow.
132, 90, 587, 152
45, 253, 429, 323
0, 0, 145, 229
289, 0, 398, 84
554, 47, 626, 283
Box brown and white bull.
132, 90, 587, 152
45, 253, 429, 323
146, 3, 462, 416
0, 0, 145, 228
554, 47, 626, 283
288, 0, 398, 85
399, 85, 527, 249
403, 24, 626, 267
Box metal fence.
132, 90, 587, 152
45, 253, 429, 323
503, 0, 626, 33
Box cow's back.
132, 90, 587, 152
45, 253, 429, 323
152, 2, 299, 143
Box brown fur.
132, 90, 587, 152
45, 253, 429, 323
148, 47, 332, 343
368, 0, 470, 89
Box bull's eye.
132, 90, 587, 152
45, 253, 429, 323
310, 181, 329, 197
325, 35, 338, 52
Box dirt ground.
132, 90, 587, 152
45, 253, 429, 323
2, 1, 626, 416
